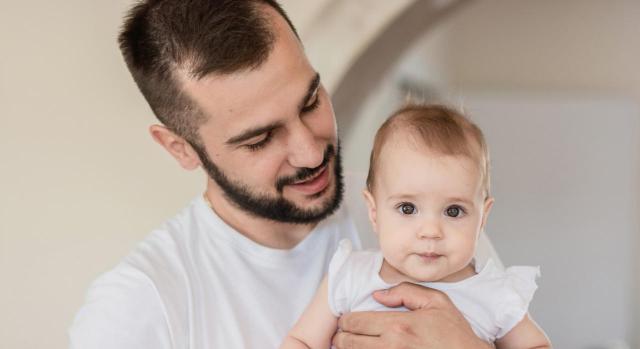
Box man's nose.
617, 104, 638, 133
286, 120, 324, 169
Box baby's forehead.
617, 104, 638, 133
366, 105, 491, 197
381, 126, 480, 159
375, 131, 486, 189
374, 156, 484, 200
379, 137, 480, 173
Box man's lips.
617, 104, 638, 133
288, 166, 330, 195
292, 165, 325, 184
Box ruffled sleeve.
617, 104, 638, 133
495, 265, 540, 339
327, 239, 354, 316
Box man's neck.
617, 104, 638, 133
203, 187, 318, 250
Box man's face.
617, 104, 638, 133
180, 9, 342, 224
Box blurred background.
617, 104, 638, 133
1, 0, 638, 348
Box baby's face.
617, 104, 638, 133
365, 136, 493, 283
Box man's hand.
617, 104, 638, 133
332, 283, 494, 349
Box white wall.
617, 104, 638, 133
344, 0, 640, 347
467, 95, 639, 348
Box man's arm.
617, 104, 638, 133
332, 283, 493, 349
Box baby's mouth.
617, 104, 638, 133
416, 252, 442, 262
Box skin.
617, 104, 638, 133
149, 7, 338, 249
149, 5, 496, 348
364, 132, 494, 285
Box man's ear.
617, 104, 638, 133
363, 189, 378, 233
149, 124, 202, 170
480, 197, 495, 232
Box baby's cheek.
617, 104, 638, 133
459, 239, 478, 260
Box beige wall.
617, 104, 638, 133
0, 1, 422, 348
1, 2, 200, 348
444, 0, 640, 99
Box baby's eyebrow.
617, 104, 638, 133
447, 197, 476, 206
387, 193, 418, 202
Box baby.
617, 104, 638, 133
281, 104, 551, 348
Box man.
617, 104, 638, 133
70, 1, 493, 348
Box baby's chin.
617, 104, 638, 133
426, 264, 477, 283
382, 267, 443, 284
397, 261, 478, 284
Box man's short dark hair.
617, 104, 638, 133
118, 0, 298, 142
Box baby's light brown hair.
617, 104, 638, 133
366, 104, 491, 199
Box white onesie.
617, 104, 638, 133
327, 239, 540, 342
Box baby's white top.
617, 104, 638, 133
327, 239, 540, 342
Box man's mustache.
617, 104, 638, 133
276, 144, 335, 192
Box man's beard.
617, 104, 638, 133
192, 142, 344, 224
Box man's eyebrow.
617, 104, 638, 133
226, 121, 283, 146
298, 73, 321, 111
226, 73, 320, 146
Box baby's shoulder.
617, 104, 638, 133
469, 260, 540, 299
330, 239, 381, 279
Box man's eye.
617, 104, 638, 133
245, 132, 272, 151
397, 203, 417, 215
445, 205, 465, 218
301, 92, 320, 113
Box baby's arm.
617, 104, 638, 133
495, 313, 551, 349
280, 275, 339, 349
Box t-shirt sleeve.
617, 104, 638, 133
495, 265, 540, 339
327, 239, 354, 317
69, 266, 172, 349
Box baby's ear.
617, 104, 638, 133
362, 189, 378, 233
480, 197, 495, 232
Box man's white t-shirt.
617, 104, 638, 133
69, 193, 362, 349
69, 174, 500, 348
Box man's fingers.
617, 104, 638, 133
332, 331, 385, 349
373, 282, 449, 311
338, 311, 404, 336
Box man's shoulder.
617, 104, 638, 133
68, 198, 208, 349
123, 195, 209, 276
69, 262, 175, 348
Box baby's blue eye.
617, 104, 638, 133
397, 203, 417, 215
445, 205, 465, 218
